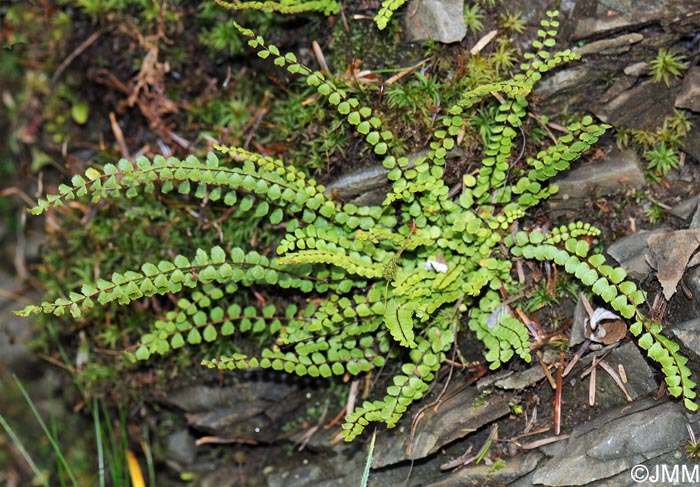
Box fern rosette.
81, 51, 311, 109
18, 10, 697, 445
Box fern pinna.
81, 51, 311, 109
18, 11, 697, 442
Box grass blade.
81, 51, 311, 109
360, 429, 377, 487
13, 374, 79, 486
93, 397, 106, 487
0, 412, 50, 487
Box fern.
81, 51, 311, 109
214, 0, 408, 30
18, 10, 698, 447
214, 0, 340, 16
374, 0, 407, 30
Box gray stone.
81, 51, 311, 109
532, 399, 688, 486
567, 0, 690, 41
166, 429, 197, 466
623, 61, 649, 77
682, 123, 700, 163
196, 464, 238, 487
549, 147, 645, 213
569, 297, 588, 347
670, 195, 699, 221
494, 366, 546, 390
266, 447, 364, 487
404, 0, 466, 44
425, 452, 543, 487
372, 386, 512, 467
535, 65, 594, 105
594, 80, 677, 130
565, 342, 658, 411
675, 66, 700, 112
161, 376, 316, 443
573, 33, 643, 57
670, 317, 700, 361
607, 228, 667, 281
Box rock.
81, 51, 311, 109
594, 80, 677, 130
323, 164, 389, 205
196, 464, 238, 487
564, 342, 658, 411
531, 399, 688, 486
166, 429, 197, 466
681, 119, 700, 163
161, 374, 318, 443
266, 449, 362, 487
675, 66, 700, 112
548, 147, 645, 213
494, 366, 546, 390
573, 33, 643, 57
566, 0, 690, 41
323, 148, 463, 205
535, 65, 594, 108
372, 385, 512, 467
670, 195, 699, 221
404, 0, 466, 44
670, 317, 700, 362
623, 61, 649, 77
426, 452, 543, 487
607, 228, 667, 281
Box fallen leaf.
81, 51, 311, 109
647, 229, 700, 300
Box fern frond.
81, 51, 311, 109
374, 0, 407, 30
18, 246, 323, 318
215, 0, 339, 15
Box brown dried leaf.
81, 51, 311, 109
647, 229, 700, 300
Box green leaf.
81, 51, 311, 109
187, 328, 202, 345
203, 324, 217, 342
385, 300, 416, 348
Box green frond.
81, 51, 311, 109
374, 0, 407, 30
215, 0, 339, 16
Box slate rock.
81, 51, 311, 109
266, 451, 362, 487
573, 33, 643, 57
564, 342, 658, 411
670, 317, 700, 361
372, 386, 512, 467
166, 428, 197, 466
675, 66, 700, 112
567, 0, 690, 41
196, 464, 238, 487
594, 80, 677, 131
161, 375, 315, 443
548, 147, 645, 214
404, 0, 466, 44
531, 399, 688, 486
607, 228, 667, 281
323, 164, 389, 204
670, 195, 699, 221
425, 452, 543, 487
